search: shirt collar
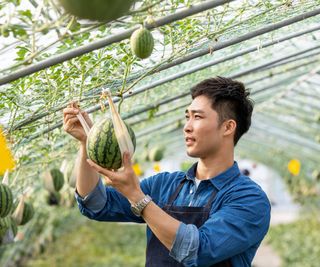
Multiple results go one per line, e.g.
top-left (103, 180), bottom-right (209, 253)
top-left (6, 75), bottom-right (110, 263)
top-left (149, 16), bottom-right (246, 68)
top-left (185, 161), bottom-right (241, 190)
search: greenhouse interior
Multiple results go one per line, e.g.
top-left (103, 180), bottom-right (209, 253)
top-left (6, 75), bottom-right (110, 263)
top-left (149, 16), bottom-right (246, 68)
top-left (0, 0), bottom-right (320, 266)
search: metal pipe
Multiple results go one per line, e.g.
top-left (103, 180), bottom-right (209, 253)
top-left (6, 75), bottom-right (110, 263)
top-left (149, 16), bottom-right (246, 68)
top-left (17, 45), bottom-right (320, 142)
top-left (230, 45), bottom-right (320, 79)
top-left (154, 8), bottom-right (320, 73)
top-left (0, 0), bottom-right (233, 85)
top-left (11, 23), bottom-right (320, 131)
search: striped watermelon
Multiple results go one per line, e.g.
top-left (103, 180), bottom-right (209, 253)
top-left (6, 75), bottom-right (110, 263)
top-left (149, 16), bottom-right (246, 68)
top-left (130, 27), bottom-right (154, 59)
top-left (0, 184), bottom-right (13, 218)
top-left (86, 118), bottom-right (136, 170)
top-left (0, 216), bottom-right (10, 238)
top-left (50, 168), bottom-right (65, 192)
top-left (20, 202), bottom-right (34, 226)
top-left (58, 0), bottom-right (134, 21)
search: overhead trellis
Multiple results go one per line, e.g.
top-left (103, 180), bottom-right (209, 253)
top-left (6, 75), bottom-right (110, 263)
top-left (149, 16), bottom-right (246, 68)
top-left (0, 0), bottom-right (320, 213)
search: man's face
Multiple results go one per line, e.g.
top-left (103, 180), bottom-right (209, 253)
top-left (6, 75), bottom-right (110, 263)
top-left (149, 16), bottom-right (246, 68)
top-left (183, 95), bottom-right (224, 158)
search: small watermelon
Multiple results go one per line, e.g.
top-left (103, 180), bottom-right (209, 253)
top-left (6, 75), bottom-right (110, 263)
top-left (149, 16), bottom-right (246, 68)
top-left (149, 146), bottom-right (165, 162)
top-left (58, 0), bottom-right (134, 22)
top-left (0, 184), bottom-right (13, 218)
top-left (130, 27), bottom-right (154, 59)
top-left (50, 168), bottom-right (65, 192)
top-left (86, 118), bottom-right (136, 170)
top-left (0, 217), bottom-right (10, 238)
top-left (20, 202), bottom-right (34, 226)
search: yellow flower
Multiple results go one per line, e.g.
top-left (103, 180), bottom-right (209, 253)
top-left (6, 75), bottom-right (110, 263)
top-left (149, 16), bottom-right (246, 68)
top-left (132, 163), bottom-right (143, 176)
top-left (0, 129), bottom-right (15, 175)
top-left (153, 163), bottom-right (161, 173)
top-left (288, 159), bottom-right (301, 176)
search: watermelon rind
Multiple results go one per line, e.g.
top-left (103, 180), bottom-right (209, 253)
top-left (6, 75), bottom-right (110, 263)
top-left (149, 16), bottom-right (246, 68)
top-left (86, 118), bottom-right (136, 170)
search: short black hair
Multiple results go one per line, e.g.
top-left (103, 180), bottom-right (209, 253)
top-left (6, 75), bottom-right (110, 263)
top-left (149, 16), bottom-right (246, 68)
top-left (190, 76), bottom-right (254, 145)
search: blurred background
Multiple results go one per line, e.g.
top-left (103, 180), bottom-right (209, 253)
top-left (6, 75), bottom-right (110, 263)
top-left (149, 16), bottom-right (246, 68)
top-left (0, 0), bottom-right (320, 266)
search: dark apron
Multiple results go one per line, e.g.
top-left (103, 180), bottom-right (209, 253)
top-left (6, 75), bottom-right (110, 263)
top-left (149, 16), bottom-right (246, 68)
top-left (146, 179), bottom-right (233, 267)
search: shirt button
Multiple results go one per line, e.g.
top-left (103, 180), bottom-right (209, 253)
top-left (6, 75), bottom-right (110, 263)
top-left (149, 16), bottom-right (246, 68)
top-left (190, 189), bottom-right (193, 194)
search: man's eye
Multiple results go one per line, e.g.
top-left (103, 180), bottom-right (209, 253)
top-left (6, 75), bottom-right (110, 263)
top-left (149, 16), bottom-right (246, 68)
top-left (195, 115), bottom-right (201, 119)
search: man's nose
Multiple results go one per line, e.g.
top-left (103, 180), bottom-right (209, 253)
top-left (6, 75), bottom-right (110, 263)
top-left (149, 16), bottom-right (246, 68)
top-left (183, 120), bottom-right (192, 133)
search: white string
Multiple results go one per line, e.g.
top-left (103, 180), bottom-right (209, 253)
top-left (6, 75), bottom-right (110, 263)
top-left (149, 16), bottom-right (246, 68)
top-left (76, 112), bottom-right (91, 136)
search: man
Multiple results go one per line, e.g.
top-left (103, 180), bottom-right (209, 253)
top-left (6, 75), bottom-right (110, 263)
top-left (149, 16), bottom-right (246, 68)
top-left (63, 76), bottom-right (271, 267)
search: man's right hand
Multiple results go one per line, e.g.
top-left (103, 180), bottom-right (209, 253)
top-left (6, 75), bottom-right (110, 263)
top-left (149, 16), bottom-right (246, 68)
top-left (63, 101), bottom-right (93, 144)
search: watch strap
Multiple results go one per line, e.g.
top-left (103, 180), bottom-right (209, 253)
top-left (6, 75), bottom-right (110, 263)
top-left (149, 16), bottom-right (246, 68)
top-left (131, 195), bottom-right (152, 216)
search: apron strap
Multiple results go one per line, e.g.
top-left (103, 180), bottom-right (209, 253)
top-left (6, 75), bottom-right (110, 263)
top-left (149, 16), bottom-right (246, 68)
top-left (167, 178), bottom-right (186, 206)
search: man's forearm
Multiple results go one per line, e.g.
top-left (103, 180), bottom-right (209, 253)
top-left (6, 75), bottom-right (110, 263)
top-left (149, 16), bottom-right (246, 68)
top-left (142, 201), bottom-right (181, 250)
top-left (76, 143), bottom-right (99, 197)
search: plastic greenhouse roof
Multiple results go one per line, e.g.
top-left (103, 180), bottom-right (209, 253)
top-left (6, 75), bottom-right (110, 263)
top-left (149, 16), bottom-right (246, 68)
top-left (0, 0), bottom-right (320, 186)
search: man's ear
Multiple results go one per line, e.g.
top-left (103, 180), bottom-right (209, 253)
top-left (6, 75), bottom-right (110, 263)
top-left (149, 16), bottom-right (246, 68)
top-left (223, 119), bottom-right (237, 137)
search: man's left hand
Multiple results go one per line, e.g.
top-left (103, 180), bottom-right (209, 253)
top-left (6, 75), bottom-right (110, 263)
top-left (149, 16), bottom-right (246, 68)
top-left (86, 152), bottom-right (145, 203)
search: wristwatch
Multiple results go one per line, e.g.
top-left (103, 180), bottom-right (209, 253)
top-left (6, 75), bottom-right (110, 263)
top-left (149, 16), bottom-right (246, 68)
top-left (130, 195), bottom-right (152, 217)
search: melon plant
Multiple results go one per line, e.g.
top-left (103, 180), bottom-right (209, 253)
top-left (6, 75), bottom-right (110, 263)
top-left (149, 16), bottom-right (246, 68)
top-left (149, 146), bottom-right (165, 162)
top-left (0, 217), bottom-right (10, 238)
top-left (0, 184), bottom-right (13, 218)
top-left (58, 0), bottom-right (134, 21)
top-left (130, 27), bottom-right (154, 59)
top-left (86, 118), bottom-right (136, 170)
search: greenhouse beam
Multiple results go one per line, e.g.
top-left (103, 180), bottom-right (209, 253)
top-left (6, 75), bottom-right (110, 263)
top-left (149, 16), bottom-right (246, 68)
top-left (20, 91), bottom-right (191, 144)
top-left (155, 8), bottom-right (320, 73)
top-left (10, 23), bottom-right (320, 132)
top-left (258, 50), bottom-right (320, 73)
top-left (0, 0), bottom-right (234, 85)
top-left (253, 122), bottom-right (320, 153)
top-left (231, 45), bottom-right (320, 79)
top-left (17, 46), bottom-right (320, 143)
top-left (129, 101), bottom-right (190, 126)
top-left (136, 116), bottom-right (184, 138)
top-left (246, 58), bottom-right (319, 86)
top-left (71, 22), bottom-right (320, 114)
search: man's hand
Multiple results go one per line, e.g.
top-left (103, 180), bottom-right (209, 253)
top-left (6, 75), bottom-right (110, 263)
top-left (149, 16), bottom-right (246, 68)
top-left (86, 152), bottom-right (144, 203)
top-left (63, 101), bottom-right (93, 144)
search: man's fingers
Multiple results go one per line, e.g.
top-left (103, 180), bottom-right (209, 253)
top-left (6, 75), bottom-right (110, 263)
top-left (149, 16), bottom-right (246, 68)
top-left (63, 107), bottom-right (79, 115)
top-left (64, 114), bottom-right (77, 122)
top-left (122, 152), bottom-right (132, 168)
top-left (64, 117), bottom-right (79, 129)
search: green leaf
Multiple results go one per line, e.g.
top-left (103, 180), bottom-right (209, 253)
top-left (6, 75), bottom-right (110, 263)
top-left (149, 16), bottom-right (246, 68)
top-left (15, 46), bottom-right (30, 61)
top-left (18, 10), bottom-right (33, 21)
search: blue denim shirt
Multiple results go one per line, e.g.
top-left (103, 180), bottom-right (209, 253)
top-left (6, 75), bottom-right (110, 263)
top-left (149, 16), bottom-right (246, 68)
top-left (75, 162), bottom-right (271, 267)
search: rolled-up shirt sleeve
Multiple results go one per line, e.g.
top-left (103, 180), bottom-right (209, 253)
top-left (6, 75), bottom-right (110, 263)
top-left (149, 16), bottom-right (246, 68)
top-left (75, 178), bottom-right (107, 213)
top-left (170, 223), bottom-right (199, 265)
top-left (169, 187), bottom-right (271, 266)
